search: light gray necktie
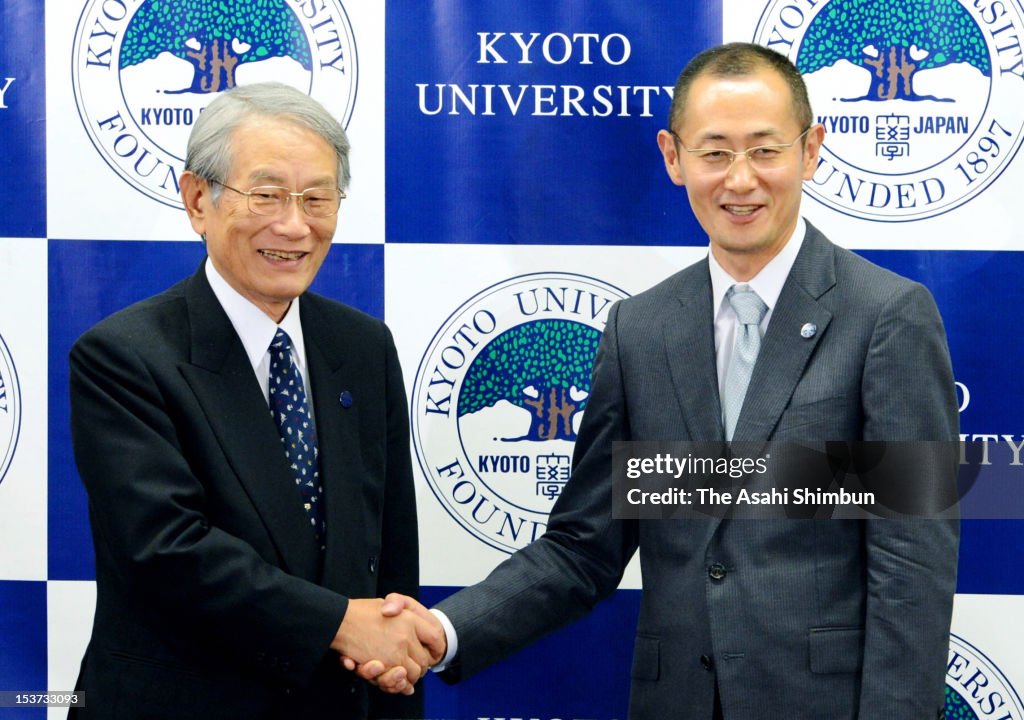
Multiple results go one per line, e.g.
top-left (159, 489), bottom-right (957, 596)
top-left (722, 286), bottom-right (767, 441)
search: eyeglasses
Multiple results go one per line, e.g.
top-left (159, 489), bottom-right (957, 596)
top-left (670, 126), bottom-right (813, 172)
top-left (210, 180), bottom-right (346, 217)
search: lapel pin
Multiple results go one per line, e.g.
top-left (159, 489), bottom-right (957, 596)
top-left (339, 390), bottom-right (353, 408)
top-left (800, 323), bottom-right (817, 339)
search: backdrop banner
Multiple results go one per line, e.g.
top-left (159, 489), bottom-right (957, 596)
top-left (1, 1), bottom-right (1020, 718)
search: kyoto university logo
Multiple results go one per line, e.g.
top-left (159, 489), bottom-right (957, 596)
top-left (0, 332), bottom-right (21, 486)
top-left (946, 633), bottom-right (1024, 718)
top-left (72, 0), bottom-right (358, 208)
top-left (754, 0), bottom-right (1024, 221)
top-left (411, 273), bottom-right (629, 553)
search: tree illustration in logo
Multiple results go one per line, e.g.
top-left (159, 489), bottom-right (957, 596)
top-left (458, 320), bottom-right (601, 442)
top-left (797, 0), bottom-right (990, 101)
top-left (945, 685), bottom-right (981, 720)
top-left (120, 0), bottom-right (312, 94)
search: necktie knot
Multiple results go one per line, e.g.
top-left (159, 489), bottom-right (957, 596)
top-left (271, 328), bottom-right (293, 354)
top-left (727, 286), bottom-right (767, 327)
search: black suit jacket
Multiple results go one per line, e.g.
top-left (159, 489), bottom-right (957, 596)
top-left (69, 263), bottom-right (421, 719)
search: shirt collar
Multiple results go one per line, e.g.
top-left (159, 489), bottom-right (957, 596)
top-left (709, 217), bottom-right (806, 320)
top-left (204, 258), bottom-right (307, 373)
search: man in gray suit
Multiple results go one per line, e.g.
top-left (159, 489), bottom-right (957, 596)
top-left (358, 43), bottom-right (959, 719)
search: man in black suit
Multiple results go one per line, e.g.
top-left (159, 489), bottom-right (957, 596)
top-left (69, 82), bottom-right (440, 719)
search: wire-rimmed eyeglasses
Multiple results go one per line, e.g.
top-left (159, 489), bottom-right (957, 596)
top-left (211, 180), bottom-right (346, 217)
top-left (669, 126), bottom-right (813, 172)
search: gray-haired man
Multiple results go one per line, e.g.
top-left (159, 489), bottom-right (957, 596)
top-left (69, 82), bottom-right (441, 719)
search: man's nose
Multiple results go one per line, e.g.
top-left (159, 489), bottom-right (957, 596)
top-left (273, 196), bottom-right (310, 236)
top-left (723, 153), bottom-right (758, 191)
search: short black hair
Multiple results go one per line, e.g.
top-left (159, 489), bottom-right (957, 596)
top-left (667, 42), bottom-right (813, 133)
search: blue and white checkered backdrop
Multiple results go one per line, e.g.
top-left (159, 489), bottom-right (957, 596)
top-left (2, 1), bottom-right (1023, 717)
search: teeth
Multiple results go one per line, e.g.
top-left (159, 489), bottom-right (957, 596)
top-left (260, 249), bottom-right (305, 260)
top-left (724, 205), bottom-right (757, 216)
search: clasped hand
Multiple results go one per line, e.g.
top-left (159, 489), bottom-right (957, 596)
top-left (333, 595), bottom-right (446, 695)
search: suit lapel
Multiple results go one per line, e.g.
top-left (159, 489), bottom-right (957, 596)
top-left (660, 263), bottom-right (730, 543)
top-left (733, 224), bottom-right (836, 441)
top-left (663, 262), bottom-right (724, 441)
top-left (178, 266), bottom-right (322, 581)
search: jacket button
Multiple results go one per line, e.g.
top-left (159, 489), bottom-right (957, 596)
top-left (700, 654), bottom-right (714, 671)
top-left (708, 562), bottom-right (727, 580)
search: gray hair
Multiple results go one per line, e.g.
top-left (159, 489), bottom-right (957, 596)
top-left (184, 82), bottom-right (351, 200)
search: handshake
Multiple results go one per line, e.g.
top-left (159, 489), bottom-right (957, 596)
top-left (330, 593), bottom-right (446, 696)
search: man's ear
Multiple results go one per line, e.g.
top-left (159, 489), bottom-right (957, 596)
top-left (656, 130), bottom-right (686, 187)
top-left (180, 171), bottom-right (210, 237)
top-left (801, 123), bottom-right (825, 181)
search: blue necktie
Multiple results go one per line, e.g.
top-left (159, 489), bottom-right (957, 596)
top-left (722, 286), bottom-right (768, 441)
top-left (268, 329), bottom-right (324, 549)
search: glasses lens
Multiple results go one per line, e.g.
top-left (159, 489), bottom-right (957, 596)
top-left (746, 147), bottom-right (787, 169)
top-left (301, 189), bottom-right (341, 217)
top-left (698, 151), bottom-right (734, 169)
top-left (248, 187), bottom-right (287, 216)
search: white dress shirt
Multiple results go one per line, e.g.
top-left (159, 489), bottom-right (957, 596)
top-left (204, 259), bottom-right (311, 405)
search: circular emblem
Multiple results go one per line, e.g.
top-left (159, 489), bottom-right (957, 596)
top-left (0, 333), bottom-right (22, 486)
top-left (71, 0), bottom-right (359, 208)
top-left (753, 0), bottom-right (1024, 221)
top-left (411, 272), bottom-right (629, 554)
top-left (946, 633), bottom-right (1024, 718)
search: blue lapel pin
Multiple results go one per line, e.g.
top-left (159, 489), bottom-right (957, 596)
top-left (339, 390), bottom-right (353, 408)
top-left (800, 323), bottom-right (817, 339)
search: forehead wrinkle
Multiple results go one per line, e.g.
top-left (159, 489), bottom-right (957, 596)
top-left (247, 169), bottom-right (287, 185)
top-left (303, 175), bottom-right (339, 188)
top-left (245, 170), bottom-right (337, 188)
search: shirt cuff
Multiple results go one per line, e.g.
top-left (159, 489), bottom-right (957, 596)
top-left (429, 608), bottom-right (458, 672)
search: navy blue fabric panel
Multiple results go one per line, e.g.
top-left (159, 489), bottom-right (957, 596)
top-left (421, 585), bottom-right (638, 719)
top-left (308, 243), bottom-right (385, 321)
top-left (0, 581), bottom-right (47, 718)
top-left (0, 2), bottom-right (45, 238)
top-left (957, 520), bottom-right (1024, 595)
top-left (386, 1), bottom-right (721, 246)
